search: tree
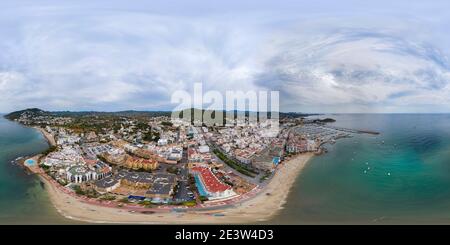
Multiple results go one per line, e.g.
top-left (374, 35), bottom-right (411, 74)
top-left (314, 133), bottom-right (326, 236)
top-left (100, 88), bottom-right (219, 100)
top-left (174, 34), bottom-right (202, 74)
top-left (161, 121), bottom-right (173, 127)
top-left (73, 185), bottom-right (85, 195)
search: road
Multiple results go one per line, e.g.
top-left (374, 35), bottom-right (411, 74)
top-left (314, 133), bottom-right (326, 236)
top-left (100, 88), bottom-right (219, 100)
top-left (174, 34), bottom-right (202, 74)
top-left (207, 140), bottom-right (263, 185)
top-left (172, 148), bottom-right (194, 203)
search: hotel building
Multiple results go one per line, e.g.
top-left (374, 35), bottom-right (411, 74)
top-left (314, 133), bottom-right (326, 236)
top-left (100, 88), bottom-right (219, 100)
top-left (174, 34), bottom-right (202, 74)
top-left (190, 167), bottom-right (236, 200)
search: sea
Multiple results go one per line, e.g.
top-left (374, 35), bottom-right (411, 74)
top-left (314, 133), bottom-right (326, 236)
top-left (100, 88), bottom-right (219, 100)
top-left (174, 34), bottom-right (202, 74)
top-left (0, 115), bottom-right (78, 224)
top-left (3, 114), bottom-right (450, 224)
top-left (270, 114), bottom-right (450, 224)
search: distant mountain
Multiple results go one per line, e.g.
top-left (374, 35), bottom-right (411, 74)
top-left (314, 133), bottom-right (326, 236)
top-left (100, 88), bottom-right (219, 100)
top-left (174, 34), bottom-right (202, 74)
top-left (4, 108), bottom-right (173, 119)
top-left (176, 108), bottom-right (314, 119)
top-left (4, 108), bottom-right (50, 120)
top-left (49, 110), bottom-right (172, 118)
top-left (4, 108), bottom-right (315, 121)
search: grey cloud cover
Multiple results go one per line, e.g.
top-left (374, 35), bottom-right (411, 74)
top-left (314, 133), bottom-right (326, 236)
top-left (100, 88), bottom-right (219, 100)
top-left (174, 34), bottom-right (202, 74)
top-left (1, 0), bottom-right (450, 113)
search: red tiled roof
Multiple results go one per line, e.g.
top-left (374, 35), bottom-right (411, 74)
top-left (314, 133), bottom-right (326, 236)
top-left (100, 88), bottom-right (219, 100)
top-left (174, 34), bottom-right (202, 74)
top-left (83, 157), bottom-right (97, 166)
top-left (192, 167), bottom-right (231, 193)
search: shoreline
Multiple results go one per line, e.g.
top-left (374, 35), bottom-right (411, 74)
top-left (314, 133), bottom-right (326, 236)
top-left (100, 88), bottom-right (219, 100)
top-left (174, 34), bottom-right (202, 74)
top-left (26, 124), bottom-right (314, 224)
top-left (39, 153), bottom-right (314, 224)
top-left (33, 126), bottom-right (56, 147)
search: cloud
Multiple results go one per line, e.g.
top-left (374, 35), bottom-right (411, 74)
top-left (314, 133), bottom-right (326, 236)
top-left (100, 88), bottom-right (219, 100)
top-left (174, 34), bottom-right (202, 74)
top-left (0, 7), bottom-right (268, 112)
top-left (256, 28), bottom-right (450, 113)
top-left (0, 71), bottom-right (27, 94)
top-left (1, 1), bottom-right (450, 113)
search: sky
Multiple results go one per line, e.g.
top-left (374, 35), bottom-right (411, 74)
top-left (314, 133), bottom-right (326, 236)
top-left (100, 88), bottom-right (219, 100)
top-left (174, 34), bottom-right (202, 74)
top-left (1, 0), bottom-right (450, 113)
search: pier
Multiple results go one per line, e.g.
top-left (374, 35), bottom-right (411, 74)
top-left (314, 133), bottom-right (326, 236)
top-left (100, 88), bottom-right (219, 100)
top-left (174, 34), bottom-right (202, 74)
top-left (323, 125), bottom-right (380, 135)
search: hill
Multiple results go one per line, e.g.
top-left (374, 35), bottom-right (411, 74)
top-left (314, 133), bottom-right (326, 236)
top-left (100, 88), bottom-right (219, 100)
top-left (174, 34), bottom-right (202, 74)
top-left (4, 108), bottom-right (50, 120)
top-left (4, 108), bottom-right (316, 122)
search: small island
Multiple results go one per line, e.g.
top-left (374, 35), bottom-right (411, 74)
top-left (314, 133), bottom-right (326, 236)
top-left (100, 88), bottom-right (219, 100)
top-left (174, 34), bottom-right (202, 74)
top-left (312, 118), bottom-right (336, 123)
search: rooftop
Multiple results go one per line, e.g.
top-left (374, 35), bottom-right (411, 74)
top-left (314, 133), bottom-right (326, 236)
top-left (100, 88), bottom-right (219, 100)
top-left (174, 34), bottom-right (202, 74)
top-left (191, 167), bottom-right (231, 193)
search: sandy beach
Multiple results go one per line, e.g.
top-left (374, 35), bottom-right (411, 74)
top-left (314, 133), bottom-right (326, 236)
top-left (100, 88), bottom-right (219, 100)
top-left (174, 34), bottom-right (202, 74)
top-left (39, 153), bottom-right (314, 224)
top-left (33, 127), bottom-right (56, 146)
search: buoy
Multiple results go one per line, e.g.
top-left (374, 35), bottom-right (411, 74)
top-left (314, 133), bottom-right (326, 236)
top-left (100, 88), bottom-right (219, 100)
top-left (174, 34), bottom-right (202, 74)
top-left (387, 172), bottom-right (391, 176)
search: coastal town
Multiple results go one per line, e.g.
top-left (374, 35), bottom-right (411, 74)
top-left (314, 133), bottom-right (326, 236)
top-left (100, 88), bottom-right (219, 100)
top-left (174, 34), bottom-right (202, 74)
top-left (5, 108), bottom-right (364, 222)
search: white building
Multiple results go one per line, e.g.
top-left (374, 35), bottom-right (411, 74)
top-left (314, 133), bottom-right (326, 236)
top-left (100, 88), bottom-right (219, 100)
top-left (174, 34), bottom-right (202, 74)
top-left (198, 145), bottom-right (210, 153)
top-left (158, 138), bottom-right (168, 146)
top-left (66, 162), bottom-right (112, 183)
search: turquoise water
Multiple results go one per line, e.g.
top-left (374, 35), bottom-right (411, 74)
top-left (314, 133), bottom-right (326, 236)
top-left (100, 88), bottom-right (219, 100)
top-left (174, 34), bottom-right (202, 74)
top-left (270, 114), bottom-right (450, 224)
top-left (0, 116), bottom-right (76, 224)
top-left (194, 174), bottom-right (208, 197)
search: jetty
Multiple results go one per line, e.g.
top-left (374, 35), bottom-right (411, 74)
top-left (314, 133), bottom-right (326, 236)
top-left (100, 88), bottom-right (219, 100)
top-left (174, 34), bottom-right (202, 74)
top-left (324, 125), bottom-right (380, 135)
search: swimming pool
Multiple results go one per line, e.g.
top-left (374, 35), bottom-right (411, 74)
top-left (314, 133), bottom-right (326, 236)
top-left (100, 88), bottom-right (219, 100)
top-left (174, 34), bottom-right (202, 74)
top-left (272, 157), bottom-right (280, 166)
top-left (194, 174), bottom-right (208, 197)
top-left (25, 159), bottom-right (36, 166)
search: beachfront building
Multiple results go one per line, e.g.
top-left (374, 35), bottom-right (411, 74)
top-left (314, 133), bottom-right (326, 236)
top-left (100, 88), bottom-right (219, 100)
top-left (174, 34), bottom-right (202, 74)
top-left (286, 136), bottom-right (318, 154)
top-left (43, 145), bottom-right (84, 167)
top-left (145, 173), bottom-right (177, 202)
top-left (121, 171), bottom-right (154, 189)
top-left (190, 167), bottom-right (236, 200)
top-left (94, 176), bottom-right (121, 193)
top-left (95, 171), bottom-right (177, 201)
top-left (93, 170), bottom-right (131, 193)
top-left (66, 165), bottom-right (94, 183)
top-left (66, 162), bottom-right (112, 183)
top-left (306, 139), bottom-right (317, 151)
top-left (286, 136), bottom-right (308, 154)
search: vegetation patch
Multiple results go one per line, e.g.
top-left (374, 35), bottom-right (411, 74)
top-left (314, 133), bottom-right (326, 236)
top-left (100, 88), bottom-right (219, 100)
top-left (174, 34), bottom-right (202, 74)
top-left (213, 149), bottom-right (257, 177)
